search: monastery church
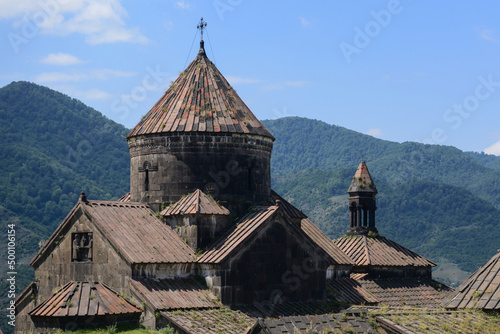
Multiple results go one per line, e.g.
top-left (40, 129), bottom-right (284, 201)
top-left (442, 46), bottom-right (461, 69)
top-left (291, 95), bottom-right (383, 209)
top-left (16, 20), bottom-right (498, 334)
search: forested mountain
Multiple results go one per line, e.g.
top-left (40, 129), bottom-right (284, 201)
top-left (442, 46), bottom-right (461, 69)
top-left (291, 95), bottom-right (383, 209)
top-left (0, 81), bottom-right (130, 331)
top-left (0, 81), bottom-right (130, 229)
top-left (263, 117), bottom-right (500, 210)
top-left (1, 83), bottom-right (499, 331)
top-left (264, 117), bottom-right (500, 283)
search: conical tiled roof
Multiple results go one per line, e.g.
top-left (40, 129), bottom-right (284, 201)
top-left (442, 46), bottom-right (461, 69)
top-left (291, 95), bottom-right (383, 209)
top-left (348, 161), bottom-right (377, 193)
top-left (127, 41), bottom-right (274, 139)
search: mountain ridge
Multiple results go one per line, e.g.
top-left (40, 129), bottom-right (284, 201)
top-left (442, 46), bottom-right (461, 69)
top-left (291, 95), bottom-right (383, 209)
top-left (1, 83), bottom-right (498, 332)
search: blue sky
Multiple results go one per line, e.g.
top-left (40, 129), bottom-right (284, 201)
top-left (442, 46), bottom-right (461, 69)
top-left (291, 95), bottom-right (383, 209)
top-left (1, 0), bottom-right (500, 155)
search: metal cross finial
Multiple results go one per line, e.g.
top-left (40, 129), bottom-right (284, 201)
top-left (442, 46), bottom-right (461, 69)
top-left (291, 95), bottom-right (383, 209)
top-left (197, 17), bottom-right (207, 41)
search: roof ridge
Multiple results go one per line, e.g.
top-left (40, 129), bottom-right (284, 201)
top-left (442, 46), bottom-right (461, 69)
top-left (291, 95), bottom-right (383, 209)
top-left (88, 200), bottom-right (148, 207)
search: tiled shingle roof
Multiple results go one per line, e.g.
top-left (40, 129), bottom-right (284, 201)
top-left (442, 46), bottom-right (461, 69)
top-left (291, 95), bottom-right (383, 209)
top-left (161, 308), bottom-right (255, 334)
top-left (197, 205), bottom-right (278, 264)
top-left (445, 250), bottom-right (500, 310)
top-left (336, 235), bottom-right (436, 267)
top-left (83, 200), bottom-right (195, 264)
top-left (130, 277), bottom-right (219, 311)
top-left (249, 311), bottom-right (376, 334)
top-left (301, 218), bottom-right (354, 266)
top-left (161, 189), bottom-right (230, 216)
top-left (328, 278), bottom-right (452, 308)
top-left (327, 278), bottom-right (378, 305)
top-left (29, 281), bottom-right (142, 318)
top-left (127, 42), bottom-right (273, 140)
top-left (31, 199), bottom-right (195, 267)
top-left (117, 192), bottom-right (130, 202)
top-left (197, 203), bottom-right (352, 265)
top-left (270, 190), bottom-right (307, 220)
top-left (370, 309), bottom-right (500, 334)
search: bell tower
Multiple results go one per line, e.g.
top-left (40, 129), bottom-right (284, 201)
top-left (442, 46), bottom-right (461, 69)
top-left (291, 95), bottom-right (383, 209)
top-left (347, 161), bottom-right (378, 236)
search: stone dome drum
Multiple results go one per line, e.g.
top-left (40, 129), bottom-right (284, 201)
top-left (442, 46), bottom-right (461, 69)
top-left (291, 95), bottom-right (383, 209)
top-left (127, 41), bottom-right (274, 212)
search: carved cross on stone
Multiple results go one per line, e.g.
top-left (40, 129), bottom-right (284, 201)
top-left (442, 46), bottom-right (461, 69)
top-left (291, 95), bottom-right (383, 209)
top-left (138, 161), bottom-right (158, 191)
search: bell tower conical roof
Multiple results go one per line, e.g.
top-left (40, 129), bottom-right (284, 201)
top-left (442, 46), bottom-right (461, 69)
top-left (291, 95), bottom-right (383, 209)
top-left (348, 161), bottom-right (377, 194)
top-left (127, 41), bottom-right (274, 140)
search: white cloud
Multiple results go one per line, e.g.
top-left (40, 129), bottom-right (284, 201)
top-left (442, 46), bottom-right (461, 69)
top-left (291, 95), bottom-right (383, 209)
top-left (484, 140), bottom-right (500, 156)
top-left (225, 76), bottom-right (262, 85)
top-left (478, 26), bottom-right (499, 43)
top-left (261, 81), bottom-right (312, 91)
top-left (41, 53), bottom-right (83, 66)
top-left (285, 81), bottom-right (311, 88)
top-left (261, 83), bottom-right (285, 91)
top-left (0, 1), bottom-right (44, 19)
top-left (365, 128), bottom-right (383, 137)
top-left (1, 0), bottom-right (148, 45)
top-left (35, 68), bottom-right (136, 82)
top-left (175, 0), bottom-right (191, 10)
top-left (299, 17), bottom-right (311, 28)
top-left (163, 20), bottom-right (174, 31)
top-left (77, 88), bottom-right (111, 100)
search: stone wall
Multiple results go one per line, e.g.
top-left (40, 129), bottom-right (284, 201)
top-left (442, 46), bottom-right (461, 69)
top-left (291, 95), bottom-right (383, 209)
top-left (33, 209), bottom-right (132, 301)
top-left (206, 215), bottom-right (330, 305)
top-left (165, 214), bottom-right (231, 251)
top-left (128, 133), bottom-right (273, 214)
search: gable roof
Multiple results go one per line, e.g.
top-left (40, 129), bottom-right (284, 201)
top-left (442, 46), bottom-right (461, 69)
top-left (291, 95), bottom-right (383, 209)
top-left (161, 189), bottom-right (230, 216)
top-left (84, 200), bottom-right (195, 264)
top-left (336, 235), bottom-right (436, 267)
top-left (270, 190), bottom-right (307, 220)
top-left (445, 250), bottom-right (500, 310)
top-left (301, 218), bottom-right (354, 266)
top-left (29, 281), bottom-right (142, 318)
top-left (117, 192), bottom-right (131, 202)
top-left (31, 198), bottom-right (195, 268)
top-left (197, 203), bottom-right (351, 265)
top-left (127, 42), bottom-right (274, 140)
top-left (197, 205), bottom-right (278, 264)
